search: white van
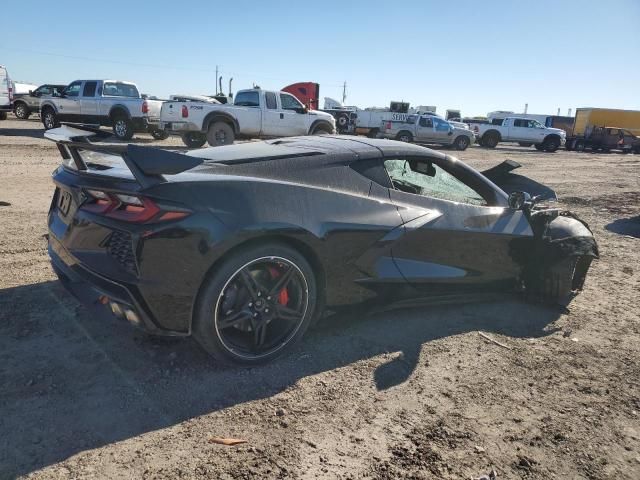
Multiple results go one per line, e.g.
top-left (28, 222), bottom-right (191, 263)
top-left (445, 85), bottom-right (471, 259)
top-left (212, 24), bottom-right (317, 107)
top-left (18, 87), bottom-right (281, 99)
top-left (0, 65), bottom-right (13, 120)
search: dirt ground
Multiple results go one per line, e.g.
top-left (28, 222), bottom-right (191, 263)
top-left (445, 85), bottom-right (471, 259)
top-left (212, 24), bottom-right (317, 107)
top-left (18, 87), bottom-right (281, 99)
top-left (1, 116), bottom-right (639, 480)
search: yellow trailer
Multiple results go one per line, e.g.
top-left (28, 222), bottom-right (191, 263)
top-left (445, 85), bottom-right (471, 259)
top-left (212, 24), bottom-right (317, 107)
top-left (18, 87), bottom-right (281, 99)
top-left (572, 108), bottom-right (640, 136)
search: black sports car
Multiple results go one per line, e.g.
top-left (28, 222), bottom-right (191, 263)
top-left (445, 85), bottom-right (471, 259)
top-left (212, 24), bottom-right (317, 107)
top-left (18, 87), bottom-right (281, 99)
top-left (46, 126), bottom-right (598, 364)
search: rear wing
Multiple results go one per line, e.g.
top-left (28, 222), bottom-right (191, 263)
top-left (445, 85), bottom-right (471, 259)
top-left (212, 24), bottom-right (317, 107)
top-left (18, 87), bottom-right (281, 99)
top-left (44, 124), bottom-right (203, 188)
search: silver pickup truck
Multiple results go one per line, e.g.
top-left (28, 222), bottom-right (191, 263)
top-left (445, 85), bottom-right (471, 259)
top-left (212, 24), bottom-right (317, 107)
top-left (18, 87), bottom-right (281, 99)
top-left (380, 114), bottom-right (475, 150)
top-left (40, 80), bottom-right (166, 140)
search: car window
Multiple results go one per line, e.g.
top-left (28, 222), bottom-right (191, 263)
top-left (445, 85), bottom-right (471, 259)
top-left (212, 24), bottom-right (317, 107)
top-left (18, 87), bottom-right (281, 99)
top-left (234, 91), bottom-right (260, 107)
top-left (279, 93), bottom-right (303, 110)
top-left (102, 82), bottom-right (139, 97)
top-left (36, 86), bottom-right (51, 95)
top-left (384, 159), bottom-right (487, 206)
top-left (82, 81), bottom-right (97, 97)
top-left (419, 116), bottom-right (433, 128)
top-left (265, 91), bottom-right (277, 110)
top-left (433, 118), bottom-right (450, 132)
top-left (529, 120), bottom-right (543, 128)
top-left (64, 82), bottom-right (82, 97)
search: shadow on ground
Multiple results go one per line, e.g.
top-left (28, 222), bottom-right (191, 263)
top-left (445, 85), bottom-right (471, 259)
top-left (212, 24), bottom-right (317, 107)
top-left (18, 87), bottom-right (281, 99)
top-left (0, 128), bottom-right (45, 139)
top-left (606, 216), bottom-right (640, 238)
top-left (0, 280), bottom-right (563, 477)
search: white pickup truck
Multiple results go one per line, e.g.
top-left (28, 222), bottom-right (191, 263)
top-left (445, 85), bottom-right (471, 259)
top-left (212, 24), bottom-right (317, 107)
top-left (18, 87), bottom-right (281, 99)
top-left (476, 117), bottom-right (566, 152)
top-left (40, 80), bottom-right (165, 140)
top-left (159, 88), bottom-right (336, 147)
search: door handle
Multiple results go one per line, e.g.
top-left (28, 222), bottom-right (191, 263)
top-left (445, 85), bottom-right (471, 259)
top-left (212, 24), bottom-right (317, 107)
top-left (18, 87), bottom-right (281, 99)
top-left (280, 113), bottom-right (284, 119)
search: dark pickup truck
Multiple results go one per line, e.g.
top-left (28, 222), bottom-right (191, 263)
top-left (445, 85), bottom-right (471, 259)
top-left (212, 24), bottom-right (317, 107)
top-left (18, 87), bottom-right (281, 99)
top-left (12, 84), bottom-right (66, 119)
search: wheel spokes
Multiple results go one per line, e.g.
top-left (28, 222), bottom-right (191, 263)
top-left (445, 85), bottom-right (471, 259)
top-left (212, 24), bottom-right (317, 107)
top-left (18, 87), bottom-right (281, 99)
top-left (268, 266), bottom-right (295, 297)
top-left (218, 309), bottom-right (252, 329)
top-left (253, 320), bottom-right (268, 348)
top-left (275, 304), bottom-right (303, 323)
top-left (238, 268), bottom-right (264, 300)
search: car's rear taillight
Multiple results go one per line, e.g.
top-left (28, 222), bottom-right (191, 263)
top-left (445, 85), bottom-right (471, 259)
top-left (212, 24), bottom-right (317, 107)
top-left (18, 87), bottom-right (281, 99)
top-left (181, 105), bottom-right (188, 118)
top-left (8, 85), bottom-right (13, 102)
top-left (81, 190), bottom-right (190, 223)
top-left (142, 101), bottom-right (149, 114)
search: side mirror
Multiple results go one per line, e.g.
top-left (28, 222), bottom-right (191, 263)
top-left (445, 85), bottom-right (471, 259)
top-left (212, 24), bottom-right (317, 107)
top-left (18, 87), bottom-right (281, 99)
top-left (295, 106), bottom-right (308, 114)
top-left (29, 90), bottom-right (35, 96)
top-left (508, 191), bottom-right (531, 210)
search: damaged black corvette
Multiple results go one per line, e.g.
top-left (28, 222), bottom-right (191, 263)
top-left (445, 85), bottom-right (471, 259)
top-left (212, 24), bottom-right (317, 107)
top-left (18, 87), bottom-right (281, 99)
top-left (46, 126), bottom-right (598, 364)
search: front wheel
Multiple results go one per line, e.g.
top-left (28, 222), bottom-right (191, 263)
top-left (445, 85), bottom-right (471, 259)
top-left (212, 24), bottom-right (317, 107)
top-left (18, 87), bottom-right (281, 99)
top-left (112, 116), bottom-right (134, 140)
top-left (150, 128), bottom-right (169, 140)
top-left (193, 243), bottom-right (318, 365)
top-left (542, 136), bottom-right (560, 152)
top-left (14, 102), bottom-right (30, 119)
top-left (453, 135), bottom-right (470, 151)
top-left (534, 143), bottom-right (544, 151)
top-left (207, 121), bottom-right (235, 146)
top-left (181, 132), bottom-right (207, 148)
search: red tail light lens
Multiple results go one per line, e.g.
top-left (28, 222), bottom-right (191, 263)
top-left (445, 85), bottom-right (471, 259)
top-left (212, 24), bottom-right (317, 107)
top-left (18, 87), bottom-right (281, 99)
top-left (142, 101), bottom-right (149, 114)
top-left (81, 190), bottom-right (190, 223)
top-left (181, 105), bottom-right (188, 118)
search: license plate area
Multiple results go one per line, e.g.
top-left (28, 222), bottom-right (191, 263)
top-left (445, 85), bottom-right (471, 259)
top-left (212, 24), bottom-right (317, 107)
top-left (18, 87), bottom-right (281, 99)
top-left (58, 190), bottom-right (72, 216)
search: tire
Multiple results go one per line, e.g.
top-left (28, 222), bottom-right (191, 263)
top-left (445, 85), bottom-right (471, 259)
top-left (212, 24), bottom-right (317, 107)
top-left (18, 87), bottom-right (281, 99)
top-left (193, 243), bottom-right (318, 365)
top-left (41, 108), bottom-right (59, 130)
top-left (542, 136), bottom-right (560, 152)
top-left (534, 143), bottom-right (544, 151)
top-left (207, 121), bottom-right (235, 146)
top-left (150, 128), bottom-right (170, 140)
top-left (518, 142), bottom-right (533, 147)
top-left (14, 102), bottom-right (30, 119)
top-left (482, 132), bottom-right (499, 148)
top-left (574, 139), bottom-right (585, 152)
top-left (396, 131), bottom-right (413, 143)
top-left (453, 135), bottom-right (470, 151)
top-left (311, 123), bottom-right (333, 135)
top-left (181, 132), bottom-right (207, 148)
top-left (336, 114), bottom-right (349, 130)
top-left (112, 115), bottom-right (134, 140)
top-left (367, 128), bottom-right (379, 139)
top-left (538, 257), bottom-right (578, 304)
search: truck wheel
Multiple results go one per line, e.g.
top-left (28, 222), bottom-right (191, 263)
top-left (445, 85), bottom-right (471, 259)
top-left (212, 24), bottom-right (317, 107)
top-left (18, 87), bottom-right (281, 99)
top-left (574, 139), bottom-right (585, 152)
top-left (181, 132), bottom-right (207, 148)
top-left (150, 128), bottom-right (170, 140)
top-left (41, 108), bottom-right (59, 130)
top-left (207, 121), bottom-right (235, 146)
top-left (534, 143), bottom-right (544, 151)
top-left (542, 136), bottom-right (560, 152)
top-left (396, 131), bottom-right (413, 143)
top-left (482, 133), bottom-right (499, 148)
top-left (336, 114), bottom-right (349, 130)
top-left (367, 128), bottom-right (379, 138)
top-left (518, 142), bottom-right (533, 147)
top-left (14, 102), bottom-right (30, 120)
top-left (112, 116), bottom-right (134, 140)
top-left (453, 135), bottom-right (470, 151)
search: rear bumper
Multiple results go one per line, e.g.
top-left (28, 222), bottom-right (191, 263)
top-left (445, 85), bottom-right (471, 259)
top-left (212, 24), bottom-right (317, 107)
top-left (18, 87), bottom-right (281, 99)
top-left (49, 234), bottom-right (189, 336)
top-left (159, 121), bottom-right (201, 132)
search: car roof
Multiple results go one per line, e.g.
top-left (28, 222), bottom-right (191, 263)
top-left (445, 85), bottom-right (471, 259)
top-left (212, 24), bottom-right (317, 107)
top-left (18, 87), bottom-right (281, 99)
top-left (185, 135), bottom-right (444, 166)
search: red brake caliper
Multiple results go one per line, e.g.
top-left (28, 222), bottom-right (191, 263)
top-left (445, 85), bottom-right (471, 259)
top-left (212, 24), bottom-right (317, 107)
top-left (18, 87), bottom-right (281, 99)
top-left (268, 266), bottom-right (289, 306)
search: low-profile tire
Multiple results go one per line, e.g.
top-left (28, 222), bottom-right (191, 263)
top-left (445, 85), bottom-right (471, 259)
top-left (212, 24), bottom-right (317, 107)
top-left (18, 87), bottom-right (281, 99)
top-left (181, 132), bottom-right (207, 148)
top-left (538, 257), bottom-right (578, 304)
top-left (14, 102), bottom-right (30, 119)
top-left (482, 132), bottom-right (499, 148)
top-left (193, 243), bottom-right (318, 365)
top-left (534, 143), bottom-right (544, 151)
top-left (574, 139), bottom-right (585, 152)
top-left (112, 115), bottom-right (134, 140)
top-left (453, 135), bottom-right (470, 151)
top-left (41, 108), bottom-right (59, 130)
top-left (150, 128), bottom-right (170, 140)
top-left (207, 121), bottom-right (235, 146)
top-left (542, 135), bottom-right (561, 152)
top-left (396, 131), bottom-right (413, 143)
top-left (518, 142), bottom-right (533, 147)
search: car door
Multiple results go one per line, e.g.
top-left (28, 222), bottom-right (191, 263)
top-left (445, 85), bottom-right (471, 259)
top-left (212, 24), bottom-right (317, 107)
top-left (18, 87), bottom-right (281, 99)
top-left (261, 91), bottom-right (282, 136)
top-left (79, 81), bottom-right (98, 122)
top-left (415, 115), bottom-right (435, 142)
top-left (509, 118), bottom-right (530, 141)
top-left (56, 81), bottom-right (82, 120)
top-left (274, 92), bottom-right (309, 136)
top-left (431, 117), bottom-right (454, 145)
top-left (383, 157), bottom-right (533, 294)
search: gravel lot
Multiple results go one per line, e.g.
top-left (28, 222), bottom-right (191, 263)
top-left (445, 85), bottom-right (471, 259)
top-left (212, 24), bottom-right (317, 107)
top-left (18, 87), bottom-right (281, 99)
top-left (1, 116), bottom-right (639, 479)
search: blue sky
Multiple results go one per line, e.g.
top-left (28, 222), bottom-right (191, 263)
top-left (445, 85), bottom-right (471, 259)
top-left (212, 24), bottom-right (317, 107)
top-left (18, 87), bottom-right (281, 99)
top-left (1, 0), bottom-right (639, 117)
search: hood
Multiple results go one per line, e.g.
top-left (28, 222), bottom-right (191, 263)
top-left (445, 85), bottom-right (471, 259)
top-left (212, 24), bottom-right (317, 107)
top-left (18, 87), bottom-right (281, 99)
top-left (310, 109), bottom-right (336, 123)
top-left (547, 127), bottom-right (566, 136)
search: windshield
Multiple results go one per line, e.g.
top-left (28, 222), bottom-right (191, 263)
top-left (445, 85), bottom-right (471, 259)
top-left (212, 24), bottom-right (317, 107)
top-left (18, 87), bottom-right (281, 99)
top-left (102, 82), bottom-right (139, 98)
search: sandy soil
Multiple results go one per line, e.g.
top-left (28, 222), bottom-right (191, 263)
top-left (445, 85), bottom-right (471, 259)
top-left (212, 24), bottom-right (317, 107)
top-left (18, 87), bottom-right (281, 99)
top-left (0, 117), bottom-right (639, 480)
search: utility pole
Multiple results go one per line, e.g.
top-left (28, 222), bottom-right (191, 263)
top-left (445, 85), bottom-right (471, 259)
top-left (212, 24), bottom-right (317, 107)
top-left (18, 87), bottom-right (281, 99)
top-left (342, 81), bottom-right (347, 105)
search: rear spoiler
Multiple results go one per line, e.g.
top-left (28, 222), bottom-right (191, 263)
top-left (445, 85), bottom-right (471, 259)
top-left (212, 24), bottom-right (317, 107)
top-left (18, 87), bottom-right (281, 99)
top-left (480, 159), bottom-right (521, 183)
top-left (44, 124), bottom-right (203, 188)
top-left (481, 159), bottom-right (557, 201)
